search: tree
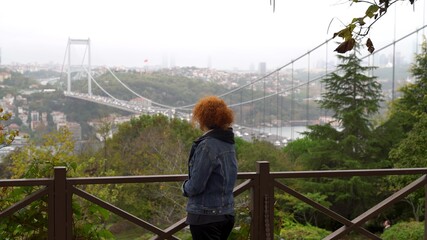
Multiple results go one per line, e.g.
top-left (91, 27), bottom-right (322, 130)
top-left (236, 138), bottom-right (291, 171)
top-left (0, 107), bottom-right (19, 148)
top-left (315, 48), bottom-right (382, 160)
top-left (385, 39), bottom-right (427, 221)
top-left (388, 114), bottom-right (427, 221)
top-left (282, 48), bottom-right (384, 228)
top-left (101, 114), bottom-right (200, 228)
top-left (0, 128), bottom-right (114, 239)
top-left (392, 38), bottom-right (427, 117)
top-left (96, 116), bottom-right (114, 172)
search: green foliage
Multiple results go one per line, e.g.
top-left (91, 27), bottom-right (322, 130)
top-left (8, 127), bottom-right (77, 178)
top-left (229, 194), bottom-right (252, 240)
top-left (278, 214), bottom-right (331, 240)
top-left (299, 126), bottom-right (347, 170)
top-left (387, 39), bottom-right (427, 168)
top-left (101, 115), bottom-right (200, 228)
top-left (393, 38), bottom-right (427, 117)
top-left (320, 51), bottom-right (382, 137)
top-left (381, 221), bottom-right (424, 240)
top-left (3, 71), bottom-right (38, 89)
top-left (0, 128), bottom-right (114, 239)
top-left (236, 138), bottom-right (291, 171)
top-left (106, 114), bottom-right (199, 175)
top-left (383, 39), bottom-right (427, 221)
top-left (305, 49), bottom-right (383, 169)
top-left (23, 69), bottom-right (61, 79)
top-left (0, 188), bottom-right (48, 240)
top-left (280, 50), bottom-right (386, 230)
top-left (386, 114), bottom-right (427, 221)
top-left (389, 114), bottom-right (427, 168)
top-left (368, 111), bottom-right (416, 167)
top-left (275, 192), bottom-right (332, 227)
top-left (283, 136), bottom-right (318, 169)
top-left (0, 107), bottom-right (19, 147)
top-left (72, 199), bottom-right (115, 240)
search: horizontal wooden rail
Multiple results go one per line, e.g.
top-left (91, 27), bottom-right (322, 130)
top-left (0, 178), bottom-right (52, 187)
top-left (1, 163), bottom-right (427, 239)
top-left (271, 168), bottom-right (427, 178)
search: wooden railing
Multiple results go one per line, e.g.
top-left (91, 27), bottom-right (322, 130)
top-left (1, 161), bottom-right (427, 239)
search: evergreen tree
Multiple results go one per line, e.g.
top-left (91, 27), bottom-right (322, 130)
top-left (284, 49), bottom-right (384, 227)
top-left (308, 48), bottom-right (383, 165)
top-left (319, 49), bottom-right (382, 143)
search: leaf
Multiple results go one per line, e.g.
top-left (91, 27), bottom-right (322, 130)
top-left (379, 0), bottom-right (390, 7)
top-left (334, 38), bottom-right (356, 53)
top-left (351, 17), bottom-right (365, 26)
top-left (366, 38), bottom-right (375, 53)
top-left (333, 24), bottom-right (355, 41)
top-left (365, 5), bottom-right (380, 18)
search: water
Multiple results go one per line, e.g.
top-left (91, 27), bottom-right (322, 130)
top-left (234, 125), bottom-right (309, 145)
top-left (261, 126), bottom-right (309, 140)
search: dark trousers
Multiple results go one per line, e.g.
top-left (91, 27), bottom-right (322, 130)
top-left (189, 216), bottom-right (235, 240)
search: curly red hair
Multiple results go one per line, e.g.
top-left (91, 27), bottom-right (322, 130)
top-left (192, 96), bottom-right (234, 130)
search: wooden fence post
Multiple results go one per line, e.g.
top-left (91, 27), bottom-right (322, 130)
top-left (252, 161), bottom-right (274, 240)
top-left (425, 184), bottom-right (427, 239)
top-left (54, 167), bottom-right (67, 240)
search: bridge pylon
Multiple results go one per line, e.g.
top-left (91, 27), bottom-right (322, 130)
top-left (67, 38), bottom-right (92, 96)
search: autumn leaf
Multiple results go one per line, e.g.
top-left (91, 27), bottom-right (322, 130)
top-left (366, 38), bottom-right (375, 53)
top-left (334, 38), bottom-right (356, 53)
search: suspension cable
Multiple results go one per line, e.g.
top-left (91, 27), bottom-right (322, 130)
top-left (83, 67), bottom-right (119, 100)
top-left (105, 67), bottom-right (189, 111)
top-left (59, 41), bottom-right (69, 90)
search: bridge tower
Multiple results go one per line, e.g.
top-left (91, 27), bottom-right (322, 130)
top-left (67, 38), bottom-right (92, 96)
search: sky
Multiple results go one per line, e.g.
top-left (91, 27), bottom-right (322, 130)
top-left (1, 0), bottom-right (426, 70)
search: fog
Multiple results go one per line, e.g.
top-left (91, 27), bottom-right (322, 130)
top-left (1, 0), bottom-right (425, 70)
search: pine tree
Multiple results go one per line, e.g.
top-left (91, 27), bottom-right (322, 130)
top-left (291, 50), bottom-right (384, 224)
top-left (320, 50), bottom-right (382, 139)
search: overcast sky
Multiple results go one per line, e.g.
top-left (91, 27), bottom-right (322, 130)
top-left (1, 0), bottom-right (426, 70)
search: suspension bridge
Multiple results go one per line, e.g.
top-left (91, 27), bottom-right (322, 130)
top-left (62, 24), bottom-right (427, 145)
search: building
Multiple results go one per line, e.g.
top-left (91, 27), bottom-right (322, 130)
top-left (51, 111), bottom-right (67, 125)
top-left (30, 111), bottom-right (48, 130)
top-left (2, 94), bottom-right (14, 105)
top-left (30, 111), bottom-right (40, 130)
top-left (0, 72), bottom-right (11, 82)
top-left (57, 122), bottom-right (82, 141)
top-left (259, 62), bottom-right (266, 75)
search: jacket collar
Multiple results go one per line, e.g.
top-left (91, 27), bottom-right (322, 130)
top-left (195, 128), bottom-right (235, 145)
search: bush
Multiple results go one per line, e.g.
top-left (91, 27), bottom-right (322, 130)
top-left (279, 224), bottom-right (331, 239)
top-left (278, 216), bottom-right (331, 240)
top-left (381, 221), bottom-right (424, 240)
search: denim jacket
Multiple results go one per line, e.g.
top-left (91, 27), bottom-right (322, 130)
top-left (183, 128), bottom-right (238, 216)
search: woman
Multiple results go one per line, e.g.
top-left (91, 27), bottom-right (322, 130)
top-left (182, 96), bottom-right (238, 240)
